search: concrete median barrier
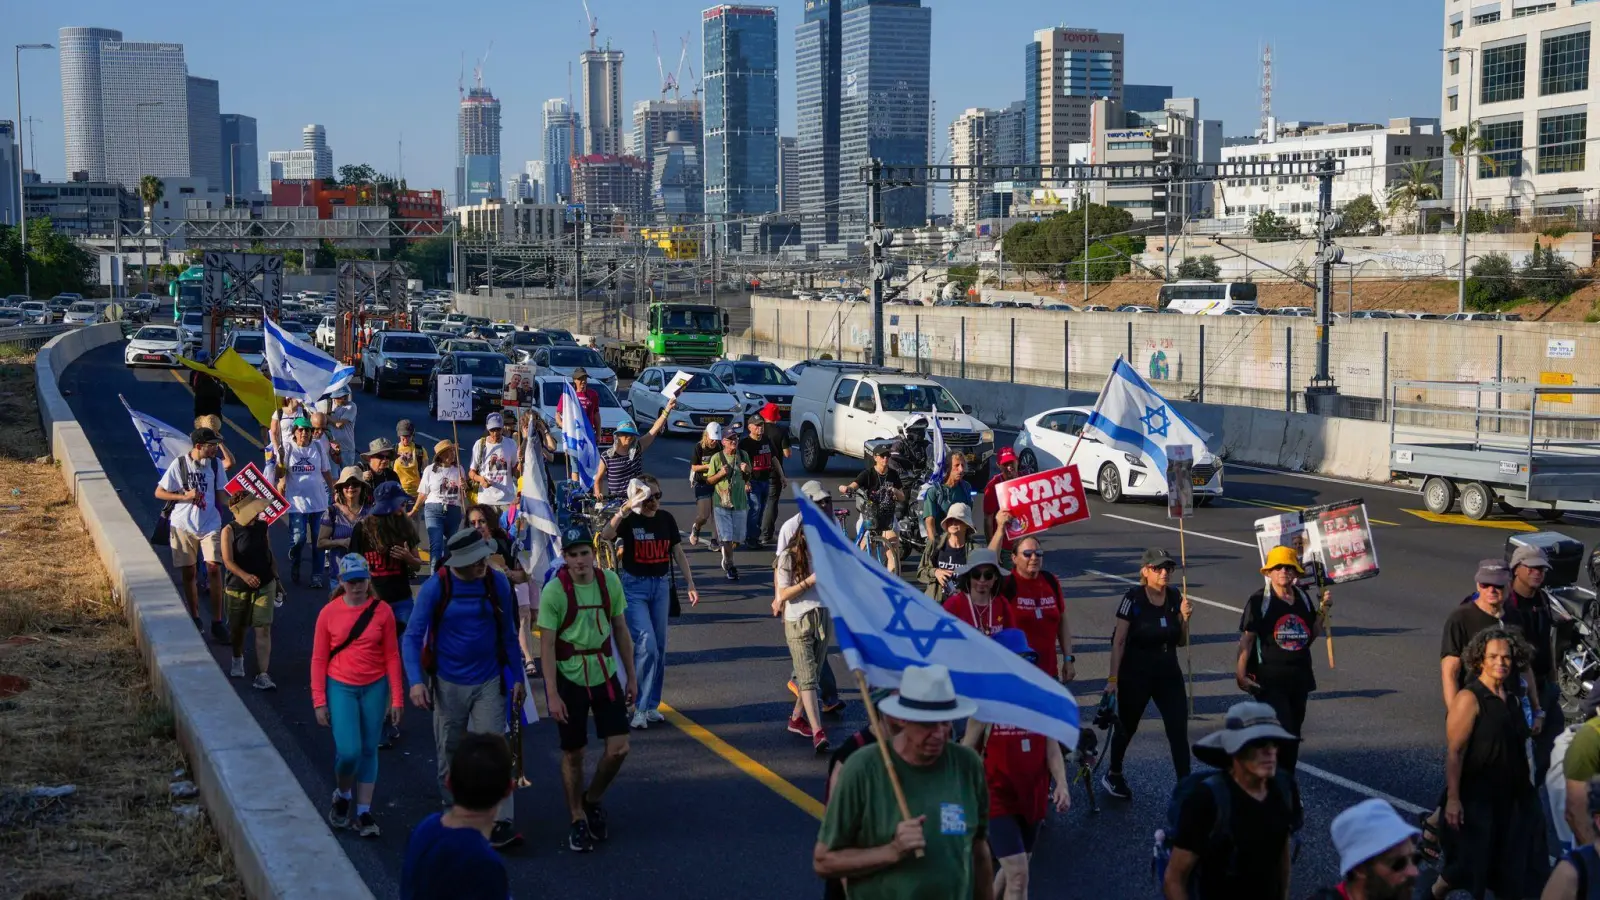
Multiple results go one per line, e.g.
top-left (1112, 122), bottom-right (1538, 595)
top-left (36, 323), bottom-right (373, 900)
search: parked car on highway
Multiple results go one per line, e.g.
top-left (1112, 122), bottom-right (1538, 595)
top-left (1013, 405), bottom-right (1223, 504)
top-left (63, 301), bottom-right (104, 326)
top-left (1081, 304), bottom-right (1112, 312)
top-left (314, 315), bottom-right (337, 350)
top-left (425, 350), bottom-right (512, 421)
top-left (503, 328), bottom-right (569, 361)
top-left (440, 337), bottom-right (495, 354)
top-left (2, 294), bottom-right (29, 307)
top-left (1270, 306), bottom-right (1314, 317)
top-left (628, 366), bottom-right (742, 435)
top-left (532, 374), bottom-right (628, 453)
top-left (0, 308), bottom-right (26, 328)
top-left (123, 324), bottom-right (187, 367)
top-left (1115, 305), bottom-right (1156, 313)
top-left (529, 345), bottom-right (618, 393)
top-left (224, 329), bottom-right (266, 369)
top-left (1443, 312), bottom-right (1498, 321)
top-left (18, 301), bottom-right (49, 324)
top-left (277, 318), bottom-right (314, 341)
top-left (361, 330), bottom-right (440, 398)
top-left (710, 359), bottom-right (797, 420)
top-left (1041, 303), bottom-right (1077, 311)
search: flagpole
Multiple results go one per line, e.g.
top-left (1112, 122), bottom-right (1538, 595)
top-left (1179, 516), bottom-right (1193, 717)
top-left (851, 669), bottom-right (923, 860)
top-left (1063, 361), bottom-right (1122, 469)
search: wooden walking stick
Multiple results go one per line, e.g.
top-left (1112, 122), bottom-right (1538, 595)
top-left (852, 669), bottom-right (923, 859)
top-left (1179, 517), bottom-right (1194, 717)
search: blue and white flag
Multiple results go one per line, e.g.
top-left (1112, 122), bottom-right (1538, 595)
top-left (120, 395), bottom-right (192, 472)
top-left (559, 382), bottom-right (601, 490)
top-left (1083, 357), bottom-right (1213, 473)
top-left (795, 493), bottom-right (1080, 747)
top-left (263, 317), bottom-right (355, 401)
top-left (925, 413), bottom-right (947, 484)
top-left (515, 431), bottom-right (563, 584)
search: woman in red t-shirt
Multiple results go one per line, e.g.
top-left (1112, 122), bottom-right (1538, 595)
top-left (962, 628), bottom-right (1070, 896)
top-left (941, 549), bottom-right (1012, 636)
top-left (991, 510), bottom-right (1075, 683)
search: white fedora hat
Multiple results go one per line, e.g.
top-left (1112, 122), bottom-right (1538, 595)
top-left (877, 664), bottom-right (978, 722)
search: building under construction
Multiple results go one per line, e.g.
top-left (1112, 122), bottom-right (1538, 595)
top-left (458, 85), bottom-right (502, 205)
top-left (571, 153), bottom-right (647, 234)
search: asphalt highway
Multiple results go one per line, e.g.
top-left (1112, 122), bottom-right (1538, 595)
top-left (65, 336), bottom-right (1600, 899)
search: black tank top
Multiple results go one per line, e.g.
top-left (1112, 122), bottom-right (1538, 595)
top-left (1461, 679), bottom-right (1531, 799)
top-left (224, 519), bottom-right (274, 591)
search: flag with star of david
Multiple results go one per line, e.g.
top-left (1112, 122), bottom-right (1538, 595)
top-left (1083, 357), bottom-right (1213, 473)
top-left (794, 492), bottom-right (1080, 747)
top-left (119, 395), bottom-right (192, 472)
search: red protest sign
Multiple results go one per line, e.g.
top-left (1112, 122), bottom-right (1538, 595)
top-left (225, 462), bottom-right (288, 524)
top-left (997, 466), bottom-right (1090, 539)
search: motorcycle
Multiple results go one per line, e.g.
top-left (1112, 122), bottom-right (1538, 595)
top-left (1532, 537), bottom-right (1600, 715)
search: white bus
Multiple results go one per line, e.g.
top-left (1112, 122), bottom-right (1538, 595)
top-left (1157, 280), bottom-right (1259, 315)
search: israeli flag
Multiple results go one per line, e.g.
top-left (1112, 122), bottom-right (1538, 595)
top-left (120, 395), bottom-right (192, 472)
top-left (559, 382), bottom-right (601, 490)
top-left (262, 317), bottom-right (355, 401)
top-left (1083, 357), bottom-right (1213, 472)
top-left (514, 435), bottom-right (563, 584)
top-left (925, 413), bottom-right (947, 484)
top-left (795, 493), bottom-right (1080, 747)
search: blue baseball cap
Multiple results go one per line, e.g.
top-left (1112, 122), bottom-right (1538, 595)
top-left (614, 419), bottom-right (639, 436)
top-left (992, 628), bottom-right (1037, 661)
top-left (368, 480), bottom-right (410, 516)
top-left (337, 553), bottom-right (370, 582)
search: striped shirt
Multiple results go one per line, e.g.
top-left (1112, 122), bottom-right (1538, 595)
top-left (602, 446), bottom-right (644, 497)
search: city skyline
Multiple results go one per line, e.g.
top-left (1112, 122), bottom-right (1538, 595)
top-left (10, 0), bottom-right (1441, 208)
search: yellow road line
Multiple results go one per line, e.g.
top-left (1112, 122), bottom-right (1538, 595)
top-left (166, 370), bottom-right (265, 449)
top-left (1223, 496), bottom-right (1401, 527)
top-left (658, 702), bottom-right (825, 821)
top-left (1400, 509), bottom-right (1538, 532)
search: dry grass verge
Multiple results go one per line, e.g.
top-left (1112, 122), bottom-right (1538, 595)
top-left (0, 352), bottom-right (244, 899)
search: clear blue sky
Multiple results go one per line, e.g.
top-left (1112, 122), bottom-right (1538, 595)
top-left (10, 0), bottom-right (1441, 203)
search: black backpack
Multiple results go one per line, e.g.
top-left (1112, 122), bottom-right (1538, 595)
top-left (1566, 844), bottom-right (1600, 900)
top-left (1157, 769), bottom-right (1299, 899)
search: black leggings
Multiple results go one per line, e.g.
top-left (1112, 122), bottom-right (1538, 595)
top-left (1256, 680), bottom-right (1309, 773)
top-left (1108, 654), bottom-right (1190, 779)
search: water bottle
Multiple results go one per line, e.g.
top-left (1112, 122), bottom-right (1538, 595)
top-left (1151, 828), bottom-right (1167, 881)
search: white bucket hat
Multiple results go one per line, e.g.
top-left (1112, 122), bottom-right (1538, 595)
top-left (1331, 799), bottom-right (1420, 878)
top-left (877, 664), bottom-right (977, 723)
top-left (626, 477), bottom-right (655, 514)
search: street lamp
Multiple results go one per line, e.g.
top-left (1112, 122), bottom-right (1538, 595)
top-left (15, 42), bottom-right (55, 299)
top-left (1443, 45), bottom-right (1477, 314)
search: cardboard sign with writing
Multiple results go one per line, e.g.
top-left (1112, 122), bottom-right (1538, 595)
top-left (436, 374), bottom-right (473, 422)
top-left (1166, 444), bottom-right (1194, 520)
top-left (225, 462), bottom-right (288, 524)
top-left (662, 370), bottom-right (694, 401)
top-left (997, 466), bottom-right (1090, 539)
top-left (1301, 499), bottom-right (1380, 584)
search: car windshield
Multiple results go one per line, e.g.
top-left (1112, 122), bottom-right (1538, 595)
top-left (661, 308), bottom-right (721, 334)
top-left (511, 331), bottom-right (543, 345)
top-left (879, 382), bottom-right (962, 413)
top-left (69, 302), bottom-right (96, 313)
top-left (183, 312), bottom-right (203, 327)
top-left (449, 340), bottom-right (492, 351)
top-left (383, 335), bottom-right (436, 354)
top-left (456, 354), bottom-right (508, 376)
top-left (541, 381), bottom-right (621, 407)
top-left (136, 327), bottom-right (179, 341)
top-left (729, 362), bottom-right (790, 386)
top-left (230, 334), bottom-right (264, 353)
top-left (21, 302), bottom-right (44, 311)
top-left (680, 373), bottom-right (725, 394)
top-left (547, 348), bottom-right (604, 368)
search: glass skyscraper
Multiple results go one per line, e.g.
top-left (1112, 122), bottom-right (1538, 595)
top-left (838, 0), bottom-right (931, 230)
top-left (543, 98), bottom-right (578, 203)
top-left (99, 41), bottom-right (190, 188)
top-left (458, 86), bottom-right (502, 204)
top-left (703, 5), bottom-right (778, 250)
top-left (795, 0), bottom-right (842, 244)
top-left (219, 113), bottom-right (258, 198)
top-left (186, 76), bottom-right (222, 190)
top-left (60, 27), bottom-right (123, 182)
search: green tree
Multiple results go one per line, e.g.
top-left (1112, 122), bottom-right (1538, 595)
top-left (1250, 210), bottom-right (1299, 242)
top-left (1064, 235), bottom-right (1143, 283)
top-left (337, 163), bottom-right (378, 187)
top-left (1001, 204), bottom-right (1136, 273)
top-left (1337, 195), bottom-right (1382, 235)
top-left (1385, 160), bottom-right (1442, 222)
top-left (0, 219), bottom-right (95, 298)
top-left (1175, 255), bottom-right (1221, 280)
top-left (1518, 242), bottom-right (1581, 302)
top-left (396, 235), bottom-right (453, 286)
top-left (137, 175), bottom-right (164, 231)
top-left (1465, 253), bottom-right (1518, 310)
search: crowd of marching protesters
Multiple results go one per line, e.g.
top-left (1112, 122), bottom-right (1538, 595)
top-left (150, 344), bottom-right (1600, 900)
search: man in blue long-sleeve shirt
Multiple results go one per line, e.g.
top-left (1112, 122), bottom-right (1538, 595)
top-left (403, 528), bottom-right (526, 851)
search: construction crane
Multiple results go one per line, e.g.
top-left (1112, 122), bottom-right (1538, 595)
top-left (686, 59), bottom-right (703, 102)
top-left (653, 32), bottom-right (677, 100)
top-left (580, 0), bottom-right (598, 50)
top-left (674, 35), bottom-right (690, 101)
top-left (474, 41), bottom-right (493, 90)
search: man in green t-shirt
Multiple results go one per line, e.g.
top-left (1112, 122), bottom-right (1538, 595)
top-left (538, 525), bottom-right (637, 854)
top-left (1563, 693), bottom-right (1600, 845)
top-left (814, 664), bottom-right (993, 900)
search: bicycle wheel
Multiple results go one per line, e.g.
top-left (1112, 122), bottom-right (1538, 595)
top-left (596, 539), bottom-right (618, 571)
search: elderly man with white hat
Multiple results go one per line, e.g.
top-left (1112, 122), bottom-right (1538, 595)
top-left (1304, 800), bottom-right (1420, 900)
top-left (1164, 700), bottom-right (1299, 900)
top-left (814, 664), bottom-right (993, 900)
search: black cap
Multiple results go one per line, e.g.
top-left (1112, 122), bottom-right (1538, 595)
top-left (1141, 547), bottom-right (1177, 569)
top-left (871, 443), bottom-right (892, 457)
top-left (189, 426), bottom-right (221, 445)
top-left (561, 525), bottom-right (595, 552)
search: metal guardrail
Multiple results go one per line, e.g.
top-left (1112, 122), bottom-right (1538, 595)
top-left (0, 323), bottom-right (73, 350)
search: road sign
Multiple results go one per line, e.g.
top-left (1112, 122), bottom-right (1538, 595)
top-left (437, 374), bottom-right (474, 422)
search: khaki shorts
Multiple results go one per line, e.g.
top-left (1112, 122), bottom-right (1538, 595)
top-left (170, 529), bottom-right (222, 568)
top-left (225, 582), bottom-right (276, 628)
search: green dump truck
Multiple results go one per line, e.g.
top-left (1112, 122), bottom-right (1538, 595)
top-left (596, 302), bottom-right (729, 376)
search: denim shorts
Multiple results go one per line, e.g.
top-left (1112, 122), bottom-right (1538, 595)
top-left (784, 607), bottom-right (829, 692)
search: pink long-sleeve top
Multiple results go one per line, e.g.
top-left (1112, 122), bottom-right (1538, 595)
top-left (310, 595), bottom-right (404, 708)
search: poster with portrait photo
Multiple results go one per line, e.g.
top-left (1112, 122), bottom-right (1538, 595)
top-left (1301, 499), bottom-right (1380, 584)
top-left (1252, 510), bottom-right (1322, 590)
top-left (501, 364), bottom-right (536, 427)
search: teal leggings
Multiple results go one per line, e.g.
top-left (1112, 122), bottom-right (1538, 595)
top-left (327, 676), bottom-right (389, 784)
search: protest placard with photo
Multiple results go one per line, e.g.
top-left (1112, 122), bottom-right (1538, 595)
top-left (225, 462), bottom-right (288, 524)
top-left (997, 466), bottom-right (1091, 540)
top-left (1166, 444), bottom-right (1194, 520)
top-left (501, 364), bottom-right (536, 424)
top-left (1301, 499), bottom-right (1380, 584)
top-left (1253, 510), bottom-right (1321, 590)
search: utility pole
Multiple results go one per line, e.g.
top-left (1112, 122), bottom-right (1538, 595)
top-left (1456, 48), bottom-right (1476, 315)
top-left (573, 205), bottom-right (584, 333)
top-left (1307, 154), bottom-right (1342, 414)
top-left (867, 158), bottom-right (887, 366)
top-left (709, 226), bottom-right (718, 309)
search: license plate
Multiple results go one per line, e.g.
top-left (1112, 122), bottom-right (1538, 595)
top-left (489, 397), bottom-right (502, 406)
top-left (777, 405), bottom-right (791, 416)
top-left (1191, 475), bottom-right (1209, 486)
top-left (141, 354), bottom-right (162, 361)
top-left (599, 433), bottom-right (614, 445)
top-left (705, 416), bottom-right (727, 424)
top-left (408, 377), bottom-right (424, 386)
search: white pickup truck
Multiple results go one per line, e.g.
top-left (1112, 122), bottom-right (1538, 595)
top-left (789, 361), bottom-right (995, 487)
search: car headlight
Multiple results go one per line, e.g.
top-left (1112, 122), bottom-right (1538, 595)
top-left (743, 391), bottom-right (764, 401)
top-left (1123, 453), bottom-right (1145, 468)
top-left (384, 359), bottom-right (397, 368)
top-left (981, 429), bottom-right (994, 444)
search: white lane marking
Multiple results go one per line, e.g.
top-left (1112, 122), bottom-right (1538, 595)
top-left (1226, 462), bottom-right (1416, 496)
top-left (1083, 568), bottom-right (1242, 614)
top-left (1080, 567), bottom-right (1429, 816)
top-left (1100, 513), bottom-right (1258, 550)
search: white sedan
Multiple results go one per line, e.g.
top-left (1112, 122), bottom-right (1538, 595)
top-left (627, 366), bottom-right (742, 435)
top-left (124, 324), bottom-right (187, 368)
top-left (1011, 405), bottom-right (1223, 504)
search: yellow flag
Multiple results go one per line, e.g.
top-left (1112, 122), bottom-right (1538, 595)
top-left (179, 349), bottom-right (278, 427)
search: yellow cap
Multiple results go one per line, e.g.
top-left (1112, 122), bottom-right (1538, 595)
top-left (1260, 545), bottom-right (1305, 575)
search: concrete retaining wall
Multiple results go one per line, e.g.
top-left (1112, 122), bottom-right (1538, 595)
top-left (36, 323), bottom-right (372, 900)
top-left (1139, 231), bottom-right (1596, 280)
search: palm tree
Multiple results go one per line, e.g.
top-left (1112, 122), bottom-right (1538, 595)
top-left (1385, 160), bottom-right (1443, 223)
top-left (1445, 122), bottom-right (1499, 231)
top-left (137, 175), bottom-right (164, 233)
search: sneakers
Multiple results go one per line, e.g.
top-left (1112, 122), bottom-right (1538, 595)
top-left (310, 573), bottom-right (325, 589)
top-left (210, 621), bottom-right (229, 644)
top-left (629, 709), bottom-right (649, 730)
top-left (813, 730), bottom-right (832, 754)
top-left (567, 819), bottom-right (595, 853)
top-left (1102, 771), bottom-right (1132, 801)
top-left (583, 799), bottom-right (609, 842)
top-left (252, 673), bottom-right (277, 691)
top-left (488, 820), bottom-right (523, 850)
top-left (229, 657), bottom-right (246, 678)
top-left (643, 709), bottom-right (665, 724)
top-left (822, 697), bottom-right (847, 715)
top-left (328, 793), bottom-right (351, 829)
top-left (787, 715), bottom-right (813, 738)
top-left (727, 565), bottom-right (740, 582)
top-left (355, 811), bottom-right (380, 838)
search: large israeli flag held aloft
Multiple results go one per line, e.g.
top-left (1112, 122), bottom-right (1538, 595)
top-left (1083, 357), bottom-right (1213, 472)
top-left (120, 395), bottom-right (192, 472)
top-left (795, 493), bottom-right (1080, 747)
top-left (263, 316), bottom-right (355, 401)
top-left (925, 413), bottom-right (947, 485)
top-left (559, 382), bottom-right (601, 490)
top-left (514, 429), bottom-right (563, 583)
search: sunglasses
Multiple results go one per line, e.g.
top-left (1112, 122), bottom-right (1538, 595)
top-left (970, 569), bottom-right (999, 580)
top-left (1270, 564), bottom-right (1298, 573)
top-left (1478, 583), bottom-right (1505, 592)
top-left (648, 491), bottom-right (663, 500)
top-left (1373, 852), bottom-right (1422, 872)
top-left (1018, 549), bottom-right (1044, 560)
